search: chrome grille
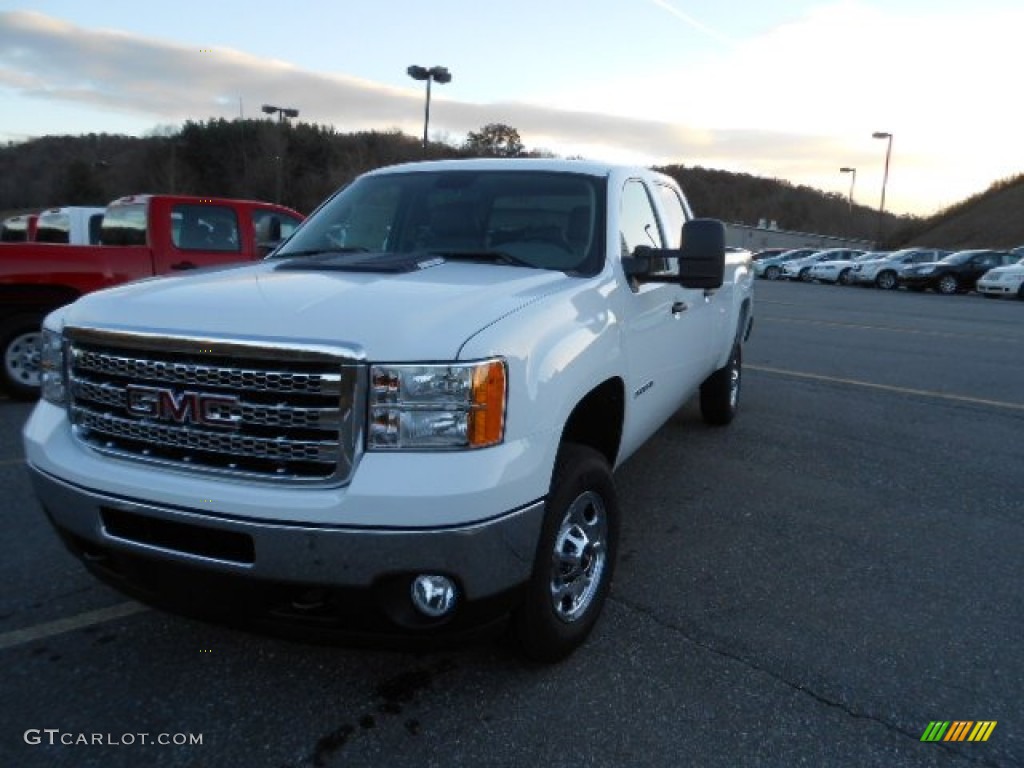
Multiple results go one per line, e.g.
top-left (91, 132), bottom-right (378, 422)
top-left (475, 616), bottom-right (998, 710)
top-left (65, 328), bottom-right (365, 484)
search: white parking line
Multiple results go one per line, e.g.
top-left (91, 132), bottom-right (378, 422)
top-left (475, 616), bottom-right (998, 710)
top-left (0, 602), bottom-right (149, 651)
top-left (762, 315), bottom-right (1023, 344)
top-left (748, 364), bottom-right (1024, 412)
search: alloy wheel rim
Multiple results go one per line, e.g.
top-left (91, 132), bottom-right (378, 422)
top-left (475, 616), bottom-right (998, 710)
top-left (5, 331), bottom-right (42, 386)
top-left (549, 490), bottom-right (607, 623)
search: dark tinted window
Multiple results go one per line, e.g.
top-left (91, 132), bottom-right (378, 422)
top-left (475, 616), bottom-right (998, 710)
top-left (172, 205), bottom-right (240, 252)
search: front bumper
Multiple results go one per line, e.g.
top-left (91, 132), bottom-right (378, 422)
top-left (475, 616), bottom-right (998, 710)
top-left (30, 465), bottom-right (545, 633)
top-left (976, 279), bottom-right (1019, 296)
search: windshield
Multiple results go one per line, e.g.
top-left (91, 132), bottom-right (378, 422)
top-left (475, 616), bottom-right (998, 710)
top-left (34, 212), bottom-right (72, 243)
top-left (276, 170), bottom-right (607, 274)
top-left (101, 203), bottom-right (147, 246)
top-left (939, 251), bottom-right (977, 264)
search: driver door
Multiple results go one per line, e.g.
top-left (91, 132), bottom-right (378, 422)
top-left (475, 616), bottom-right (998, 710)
top-left (619, 179), bottom-right (714, 448)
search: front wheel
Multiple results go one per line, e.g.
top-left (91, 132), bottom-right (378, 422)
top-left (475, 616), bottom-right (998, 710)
top-left (838, 268), bottom-right (852, 285)
top-left (764, 265), bottom-right (781, 280)
top-left (876, 271), bottom-right (897, 290)
top-left (700, 343), bottom-right (742, 426)
top-left (936, 274), bottom-right (959, 295)
top-left (513, 443), bottom-right (619, 662)
top-left (1, 315), bottom-right (45, 400)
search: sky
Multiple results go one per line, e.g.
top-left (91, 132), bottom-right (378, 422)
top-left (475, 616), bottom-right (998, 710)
top-left (1, 0), bottom-right (1022, 217)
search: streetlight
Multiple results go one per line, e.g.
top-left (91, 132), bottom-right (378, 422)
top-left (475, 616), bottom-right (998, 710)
top-left (872, 131), bottom-right (893, 246)
top-left (840, 166), bottom-right (856, 236)
top-left (261, 104), bottom-right (300, 123)
top-left (407, 65), bottom-right (451, 150)
top-left (261, 105), bottom-right (300, 203)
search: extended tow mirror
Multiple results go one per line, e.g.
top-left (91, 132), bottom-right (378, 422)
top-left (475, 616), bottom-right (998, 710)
top-left (623, 218), bottom-right (726, 289)
top-left (678, 218), bottom-right (725, 290)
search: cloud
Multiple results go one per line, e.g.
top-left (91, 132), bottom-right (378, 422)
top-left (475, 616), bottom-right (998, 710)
top-left (2, 7), bottom-right (1022, 215)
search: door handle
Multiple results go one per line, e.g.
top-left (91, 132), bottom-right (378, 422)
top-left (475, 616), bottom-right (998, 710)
top-left (671, 301), bottom-right (688, 315)
top-left (171, 261), bottom-right (197, 270)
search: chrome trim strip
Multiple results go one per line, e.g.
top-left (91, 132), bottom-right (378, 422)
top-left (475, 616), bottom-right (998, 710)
top-left (65, 325), bottom-right (366, 362)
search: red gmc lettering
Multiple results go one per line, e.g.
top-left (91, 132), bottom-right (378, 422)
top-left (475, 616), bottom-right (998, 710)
top-left (125, 385), bottom-right (239, 428)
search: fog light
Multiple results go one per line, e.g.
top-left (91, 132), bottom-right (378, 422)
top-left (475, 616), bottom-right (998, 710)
top-left (410, 574), bottom-right (457, 618)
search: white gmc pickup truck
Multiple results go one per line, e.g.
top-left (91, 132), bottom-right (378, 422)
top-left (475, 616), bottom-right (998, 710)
top-left (23, 158), bottom-right (754, 660)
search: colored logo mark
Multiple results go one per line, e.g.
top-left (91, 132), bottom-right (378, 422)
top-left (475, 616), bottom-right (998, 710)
top-left (920, 721), bottom-right (997, 742)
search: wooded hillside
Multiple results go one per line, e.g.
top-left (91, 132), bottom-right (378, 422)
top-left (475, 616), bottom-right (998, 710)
top-left (2, 119), bottom-right (1020, 249)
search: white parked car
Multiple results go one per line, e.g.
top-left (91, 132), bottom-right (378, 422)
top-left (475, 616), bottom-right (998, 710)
top-left (849, 248), bottom-right (949, 290)
top-left (782, 248), bottom-right (862, 282)
top-left (976, 257), bottom-right (1024, 299)
top-left (752, 247), bottom-right (819, 280)
top-left (807, 250), bottom-right (876, 284)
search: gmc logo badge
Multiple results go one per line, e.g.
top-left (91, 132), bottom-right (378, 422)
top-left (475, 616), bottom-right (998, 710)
top-left (125, 385), bottom-right (240, 429)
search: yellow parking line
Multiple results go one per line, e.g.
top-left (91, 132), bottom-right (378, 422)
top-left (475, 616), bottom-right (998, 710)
top-left (748, 364), bottom-right (1024, 412)
top-left (0, 602), bottom-right (150, 652)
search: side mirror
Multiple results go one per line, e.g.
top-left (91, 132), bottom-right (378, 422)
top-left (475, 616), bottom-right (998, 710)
top-left (267, 216), bottom-right (282, 242)
top-left (678, 218), bottom-right (725, 290)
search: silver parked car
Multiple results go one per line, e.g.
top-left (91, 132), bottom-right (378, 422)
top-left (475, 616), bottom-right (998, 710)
top-left (781, 248), bottom-right (863, 282)
top-left (849, 248), bottom-right (949, 290)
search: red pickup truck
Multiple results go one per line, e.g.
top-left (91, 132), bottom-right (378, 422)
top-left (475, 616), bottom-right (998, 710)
top-left (0, 194), bottom-right (303, 398)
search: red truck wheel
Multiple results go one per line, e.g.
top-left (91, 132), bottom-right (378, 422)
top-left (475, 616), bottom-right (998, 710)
top-left (1, 315), bottom-right (44, 399)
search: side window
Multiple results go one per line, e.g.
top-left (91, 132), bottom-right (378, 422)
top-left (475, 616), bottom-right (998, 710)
top-left (173, 204), bottom-right (240, 252)
top-left (621, 180), bottom-right (670, 278)
top-left (654, 183), bottom-right (688, 249)
top-left (88, 214), bottom-right (103, 245)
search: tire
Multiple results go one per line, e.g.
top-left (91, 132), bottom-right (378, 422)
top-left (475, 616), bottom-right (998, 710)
top-left (765, 265), bottom-right (780, 280)
top-left (936, 274), bottom-right (959, 295)
top-left (876, 271), bottom-right (897, 290)
top-left (1018, 283), bottom-right (1024, 300)
top-left (1, 315), bottom-right (45, 400)
top-left (700, 342), bottom-right (741, 426)
top-left (798, 267), bottom-right (811, 282)
top-left (838, 268), bottom-right (852, 285)
top-left (514, 443), bottom-right (619, 662)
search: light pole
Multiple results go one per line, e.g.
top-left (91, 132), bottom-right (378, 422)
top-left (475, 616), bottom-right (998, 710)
top-left (407, 65), bottom-right (451, 150)
top-left (840, 166), bottom-right (856, 236)
top-left (262, 104), bottom-right (299, 203)
top-left (872, 131), bottom-right (893, 246)
top-left (261, 104), bottom-right (299, 123)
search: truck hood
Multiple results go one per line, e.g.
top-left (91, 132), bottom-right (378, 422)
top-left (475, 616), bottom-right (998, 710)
top-left (59, 260), bottom-right (577, 360)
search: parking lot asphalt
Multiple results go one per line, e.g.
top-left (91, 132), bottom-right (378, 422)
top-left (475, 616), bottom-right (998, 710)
top-left (1, 280), bottom-right (1021, 767)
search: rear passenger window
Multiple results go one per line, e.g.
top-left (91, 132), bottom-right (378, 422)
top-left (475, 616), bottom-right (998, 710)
top-left (173, 205), bottom-right (240, 252)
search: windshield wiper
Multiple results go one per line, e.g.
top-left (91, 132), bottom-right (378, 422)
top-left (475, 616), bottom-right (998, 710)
top-left (272, 246), bottom-right (371, 259)
top-left (428, 250), bottom-right (535, 268)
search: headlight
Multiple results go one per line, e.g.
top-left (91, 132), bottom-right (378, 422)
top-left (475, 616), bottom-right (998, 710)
top-left (368, 359), bottom-right (506, 450)
top-left (39, 328), bottom-right (68, 405)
